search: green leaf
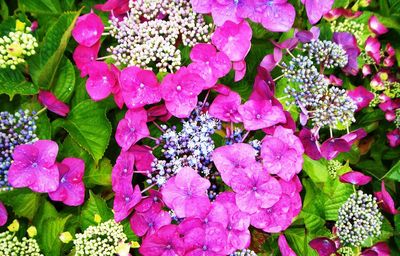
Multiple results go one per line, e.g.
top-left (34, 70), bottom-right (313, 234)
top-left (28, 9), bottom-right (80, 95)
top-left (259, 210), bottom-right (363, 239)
top-left (84, 158), bottom-right (113, 187)
top-left (19, 0), bottom-right (62, 15)
top-left (302, 156), bottom-right (329, 183)
top-left (383, 160), bottom-right (400, 182)
top-left (37, 215), bottom-right (71, 255)
top-left (323, 179), bottom-right (353, 220)
top-left (0, 69), bottom-right (38, 99)
top-left (29, 10), bottom-right (81, 89)
top-left (0, 0), bottom-right (9, 20)
top-left (300, 179), bottom-right (326, 232)
top-left (53, 57), bottom-right (76, 102)
top-left (58, 100), bottom-right (112, 162)
top-left (284, 228), bottom-right (319, 256)
top-left (0, 189), bottom-right (42, 220)
top-left (81, 191), bottom-right (113, 230)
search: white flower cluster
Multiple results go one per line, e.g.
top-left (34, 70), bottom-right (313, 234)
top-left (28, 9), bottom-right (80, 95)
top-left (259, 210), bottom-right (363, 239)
top-left (74, 219), bottom-right (128, 256)
top-left (108, 0), bottom-right (210, 72)
top-left (0, 231), bottom-right (43, 256)
top-left (0, 27), bottom-right (38, 70)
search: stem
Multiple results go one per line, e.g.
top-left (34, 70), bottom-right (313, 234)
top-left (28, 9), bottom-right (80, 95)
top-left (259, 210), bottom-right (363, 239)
top-left (329, 127), bottom-right (333, 138)
top-left (102, 32), bottom-right (110, 36)
top-left (34, 107), bottom-right (47, 116)
top-left (273, 74), bottom-right (284, 82)
top-left (286, 48), bottom-right (295, 58)
top-left (134, 170), bottom-right (148, 174)
top-left (97, 55), bottom-right (113, 61)
top-left (241, 130), bottom-right (250, 142)
top-left (202, 90), bottom-right (211, 107)
top-left (152, 121), bottom-right (164, 133)
top-left (141, 183), bottom-right (156, 194)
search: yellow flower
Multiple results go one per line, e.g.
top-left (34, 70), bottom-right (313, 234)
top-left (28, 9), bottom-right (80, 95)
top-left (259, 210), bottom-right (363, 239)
top-left (27, 226), bottom-right (37, 237)
top-left (94, 214), bottom-right (102, 224)
top-left (8, 219), bottom-right (20, 232)
top-left (59, 232), bottom-right (73, 243)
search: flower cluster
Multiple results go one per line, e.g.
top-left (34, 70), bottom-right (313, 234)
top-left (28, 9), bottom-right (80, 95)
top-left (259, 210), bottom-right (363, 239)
top-left (0, 21), bottom-right (38, 69)
top-left (0, 110), bottom-right (38, 191)
top-left (331, 19), bottom-right (366, 44)
top-left (336, 190), bottom-right (383, 247)
top-left (0, 231), bottom-right (42, 256)
top-left (74, 219), bottom-right (128, 256)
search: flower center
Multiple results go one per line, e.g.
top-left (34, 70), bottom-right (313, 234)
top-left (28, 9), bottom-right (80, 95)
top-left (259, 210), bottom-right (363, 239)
top-left (252, 186), bottom-right (257, 191)
top-left (256, 114), bottom-right (261, 119)
top-left (139, 83), bottom-right (145, 89)
top-left (202, 245), bottom-right (208, 251)
top-left (61, 176), bottom-right (66, 183)
top-left (31, 162), bottom-right (38, 168)
top-left (125, 196), bottom-right (131, 202)
top-left (176, 85), bottom-right (182, 91)
top-left (130, 127), bottom-right (136, 132)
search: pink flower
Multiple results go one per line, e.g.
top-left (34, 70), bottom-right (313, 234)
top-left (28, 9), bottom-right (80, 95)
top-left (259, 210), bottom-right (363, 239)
top-left (38, 90), bottom-right (70, 117)
top-left (120, 67), bottom-right (161, 109)
top-left (299, 128), bottom-right (322, 160)
top-left (387, 129), bottom-right (400, 148)
top-left (72, 12), bottom-right (104, 47)
top-left (230, 163), bottom-right (282, 214)
top-left (115, 108), bottom-right (149, 151)
top-left (160, 67), bottom-right (205, 118)
top-left (183, 223), bottom-right (227, 255)
top-left (368, 16), bottom-right (389, 36)
top-left (249, 0), bottom-right (295, 32)
top-left (188, 43), bottom-right (231, 89)
top-left (374, 181), bottom-right (399, 214)
top-left (95, 0), bottom-right (130, 15)
top-left (347, 86), bottom-right (374, 111)
top-left (113, 184), bottom-right (142, 222)
top-left (365, 36), bottom-right (381, 64)
top-left (324, 8), bottom-right (362, 20)
top-left (339, 171), bottom-right (372, 186)
top-left (361, 242), bottom-right (391, 256)
top-left (261, 126), bottom-right (304, 181)
top-left (8, 140), bottom-right (59, 193)
top-left (139, 225), bottom-right (185, 256)
top-left (86, 61), bottom-right (118, 101)
top-left (135, 190), bottom-right (164, 213)
top-left (190, 0), bottom-right (212, 13)
top-left (302, 0), bottom-right (334, 25)
top-left (260, 48), bottom-right (282, 72)
top-left (130, 145), bottom-right (154, 173)
top-left (212, 143), bottom-right (258, 187)
top-left (161, 167), bottom-right (210, 218)
top-left (48, 158), bottom-right (85, 206)
top-left (73, 41), bottom-right (101, 77)
top-left (0, 202), bottom-right (7, 226)
top-left (238, 99), bottom-right (286, 130)
top-left (209, 90), bottom-right (242, 123)
top-left (147, 104), bottom-right (172, 123)
top-left (233, 60), bottom-right (246, 82)
top-left (309, 237), bottom-right (338, 256)
top-left (210, 0), bottom-right (254, 26)
top-left (215, 192), bottom-right (251, 253)
top-left (130, 205), bottom-right (171, 237)
top-left (278, 234), bottom-right (296, 256)
top-left (333, 32), bottom-right (360, 76)
top-left (112, 151), bottom-right (135, 193)
top-left (211, 20), bottom-right (252, 62)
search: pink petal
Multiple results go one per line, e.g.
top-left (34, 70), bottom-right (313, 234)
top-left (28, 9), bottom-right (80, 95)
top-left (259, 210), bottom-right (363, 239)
top-left (86, 62), bottom-right (116, 101)
top-left (304, 0), bottom-right (334, 25)
top-left (262, 3), bottom-right (296, 32)
top-left (233, 60), bottom-right (246, 82)
top-left (369, 16), bottom-right (389, 36)
top-left (73, 41), bottom-right (101, 77)
top-left (0, 202), bottom-right (7, 226)
top-left (278, 234), bottom-right (296, 256)
top-left (374, 181), bottom-right (399, 214)
top-left (38, 90), bottom-right (70, 117)
top-left (339, 171), bottom-right (372, 186)
top-left (72, 13), bottom-right (104, 47)
top-left (309, 237), bottom-right (337, 256)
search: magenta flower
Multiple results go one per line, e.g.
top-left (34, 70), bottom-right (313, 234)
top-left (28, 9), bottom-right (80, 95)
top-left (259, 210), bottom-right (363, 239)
top-left (190, 0), bottom-right (212, 13)
top-left (347, 86), bottom-right (374, 111)
top-left (215, 192), bottom-right (251, 253)
top-left (72, 12), bottom-right (104, 47)
top-left (320, 129), bottom-right (367, 160)
top-left (374, 181), bottom-right (399, 214)
top-left (301, 0), bottom-right (334, 25)
top-left (333, 32), bottom-right (360, 76)
top-left (249, 0), bottom-right (295, 32)
top-left (230, 163), bottom-right (282, 214)
top-left (324, 8), bottom-right (362, 20)
top-left (299, 128), bottom-right (322, 160)
top-left (130, 145), bottom-right (154, 173)
top-left (73, 41), bottom-right (100, 77)
top-left (295, 27), bottom-right (320, 43)
top-left (160, 67), bottom-right (205, 118)
top-left (233, 60), bottom-right (246, 82)
top-left (86, 61), bottom-right (118, 101)
top-left (112, 151), bottom-right (135, 193)
top-left (278, 234), bottom-right (296, 256)
top-left (130, 205), bottom-right (171, 237)
top-left (309, 237), bottom-right (338, 256)
top-left (113, 184), bottom-right (142, 222)
top-left (209, 90), bottom-right (242, 123)
top-left (115, 108), bottom-right (150, 151)
top-left (369, 16), bottom-right (389, 36)
top-left (38, 90), bottom-right (70, 117)
top-left (48, 158), bottom-right (85, 206)
top-left (339, 171), bottom-right (372, 186)
top-left (8, 140), bottom-right (59, 193)
top-left (261, 126), bottom-right (304, 181)
top-left (0, 202), bottom-right (7, 226)
top-left (361, 242), bottom-right (391, 256)
top-left (120, 67), bottom-right (161, 109)
top-left (135, 190), bottom-right (164, 213)
top-left (161, 167), bottom-right (210, 218)
top-left (238, 99), bottom-right (286, 130)
top-left (260, 48), bottom-right (282, 72)
top-left (365, 36), bottom-right (381, 64)
top-left (95, 0), bottom-right (129, 15)
top-left (387, 129), bottom-right (400, 148)
top-left (211, 20), bottom-right (252, 62)
top-left (210, 0), bottom-right (254, 26)
top-left (183, 223), bottom-right (227, 255)
top-left (139, 224), bottom-right (185, 256)
top-left (212, 143), bottom-right (258, 186)
top-left (147, 104), bottom-right (172, 123)
top-left (188, 43), bottom-right (231, 89)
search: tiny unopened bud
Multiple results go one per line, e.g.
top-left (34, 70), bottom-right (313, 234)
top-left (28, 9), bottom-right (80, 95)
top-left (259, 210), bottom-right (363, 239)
top-left (27, 226), bottom-right (37, 237)
top-left (59, 231), bottom-right (73, 243)
top-left (8, 219), bottom-right (19, 232)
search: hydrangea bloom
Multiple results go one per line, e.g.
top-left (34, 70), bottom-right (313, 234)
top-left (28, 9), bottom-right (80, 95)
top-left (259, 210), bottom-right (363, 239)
top-left (183, 223), bottom-right (228, 255)
top-left (211, 20), bottom-right (252, 62)
top-left (72, 12), bottom-right (104, 47)
top-left (209, 89), bottom-right (242, 123)
top-left (348, 86), bottom-right (375, 111)
top-left (85, 61), bottom-right (119, 101)
top-left (111, 151), bottom-right (135, 194)
top-left (113, 184), bottom-right (142, 222)
top-left (139, 225), bottom-right (185, 256)
top-left (160, 67), bottom-right (205, 118)
top-left (8, 140), bottom-right (59, 193)
top-left (38, 90), bottom-right (70, 117)
top-left (0, 202), bottom-right (6, 226)
top-left (48, 158), bottom-right (85, 206)
top-left (130, 205), bottom-right (171, 237)
top-left (249, 0), bottom-right (295, 32)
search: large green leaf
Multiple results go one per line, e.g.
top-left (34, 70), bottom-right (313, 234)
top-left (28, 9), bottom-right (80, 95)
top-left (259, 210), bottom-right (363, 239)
top-left (383, 160), bottom-right (400, 182)
top-left (0, 69), bottom-right (38, 99)
top-left (0, 189), bottom-right (42, 220)
top-left (53, 57), bottom-right (76, 102)
top-left (81, 191), bottom-right (113, 230)
top-left (84, 158), bottom-right (113, 187)
top-left (57, 100), bottom-right (112, 163)
top-left (29, 10), bottom-right (81, 89)
top-left (302, 156), bottom-right (329, 183)
top-left (19, 0), bottom-right (62, 15)
top-left (323, 179), bottom-right (353, 220)
top-left (37, 215), bottom-right (71, 255)
top-left (300, 179), bottom-right (326, 232)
